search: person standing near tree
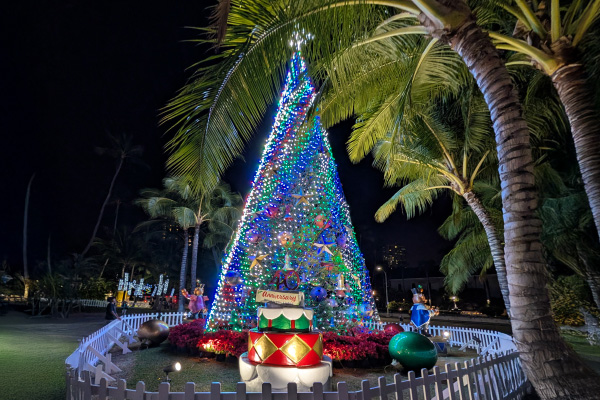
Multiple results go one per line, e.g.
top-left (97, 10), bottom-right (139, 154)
top-left (105, 297), bottom-right (121, 321)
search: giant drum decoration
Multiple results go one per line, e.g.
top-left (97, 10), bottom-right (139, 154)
top-left (137, 319), bottom-right (170, 345)
top-left (388, 331), bottom-right (437, 371)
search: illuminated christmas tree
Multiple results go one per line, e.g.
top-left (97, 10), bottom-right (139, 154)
top-left (207, 51), bottom-right (379, 332)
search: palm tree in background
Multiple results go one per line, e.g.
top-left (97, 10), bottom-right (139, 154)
top-left (137, 178), bottom-right (241, 312)
top-left (161, 0), bottom-right (599, 395)
top-left (487, 0), bottom-right (600, 240)
top-left (161, 177), bottom-right (242, 288)
top-left (93, 228), bottom-right (147, 280)
top-left (137, 185), bottom-right (194, 312)
top-left (366, 89), bottom-right (512, 313)
top-left (81, 133), bottom-right (144, 257)
top-left (438, 189), bottom-right (501, 295)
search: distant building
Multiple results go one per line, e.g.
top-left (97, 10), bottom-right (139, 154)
top-left (381, 243), bottom-right (406, 269)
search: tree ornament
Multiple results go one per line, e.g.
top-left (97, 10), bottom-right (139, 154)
top-left (269, 270), bottom-right (300, 290)
top-left (283, 204), bottom-right (294, 221)
top-left (325, 298), bottom-right (338, 308)
top-left (384, 323), bottom-right (404, 334)
top-left (265, 206), bottom-right (280, 218)
top-left (313, 234), bottom-right (335, 255)
top-left (291, 188), bottom-right (313, 206)
top-left (359, 303), bottom-right (373, 317)
top-left (336, 234), bottom-right (347, 249)
top-left (310, 286), bottom-right (327, 301)
top-left (249, 253), bottom-right (269, 270)
top-left (248, 231), bottom-right (262, 243)
top-left (225, 270), bottom-right (242, 285)
top-left (335, 290), bottom-right (346, 298)
top-left (388, 332), bottom-right (437, 371)
top-left (314, 215), bottom-right (330, 229)
top-left (278, 231), bottom-right (294, 246)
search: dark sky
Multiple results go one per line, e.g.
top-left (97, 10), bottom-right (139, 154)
top-left (0, 1), bottom-right (452, 277)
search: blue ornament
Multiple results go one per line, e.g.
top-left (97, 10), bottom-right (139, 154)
top-left (224, 271), bottom-right (242, 285)
top-left (310, 286), bottom-right (327, 301)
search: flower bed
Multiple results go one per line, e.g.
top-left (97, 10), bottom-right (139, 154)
top-left (168, 319), bottom-right (206, 349)
top-left (198, 330), bottom-right (247, 357)
top-left (323, 328), bottom-right (394, 365)
top-left (169, 322), bottom-right (393, 365)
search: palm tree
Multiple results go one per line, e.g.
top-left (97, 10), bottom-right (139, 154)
top-left (362, 82), bottom-right (512, 313)
top-left (81, 133), bottom-right (144, 257)
top-left (22, 174), bottom-right (35, 298)
top-left (93, 228), bottom-right (147, 280)
top-left (162, 177), bottom-right (242, 288)
top-left (137, 178), bottom-right (241, 312)
top-left (541, 192), bottom-right (600, 310)
top-left (486, 1), bottom-right (600, 240)
top-left (438, 192), bottom-right (501, 295)
top-left (137, 186), bottom-right (194, 312)
top-left (162, 1), bottom-right (599, 395)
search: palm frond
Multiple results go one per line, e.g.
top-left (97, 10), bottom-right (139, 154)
top-left (163, 0), bottom-right (387, 191)
top-left (375, 176), bottom-right (448, 221)
top-left (440, 227), bottom-right (493, 294)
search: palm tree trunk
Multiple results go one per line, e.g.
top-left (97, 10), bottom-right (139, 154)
top-left (585, 271), bottom-right (600, 311)
top-left (82, 157), bottom-right (124, 257)
top-left (190, 223), bottom-right (201, 288)
top-left (23, 174), bottom-right (35, 299)
top-left (178, 229), bottom-right (189, 313)
top-left (577, 242), bottom-right (600, 310)
top-left (551, 63), bottom-right (600, 240)
top-left (422, 2), bottom-right (600, 396)
top-left (47, 235), bottom-right (52, 275)
top-left (462, 190), bottom-right (510, 315)
top-left (211, 247), bottom-right (222, 273)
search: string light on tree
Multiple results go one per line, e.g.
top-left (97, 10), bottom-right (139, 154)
top-left (206, 50), bottom-right (379, 332)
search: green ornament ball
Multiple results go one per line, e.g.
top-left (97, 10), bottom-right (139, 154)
top-left (388, 332), bottom-right (438, 371)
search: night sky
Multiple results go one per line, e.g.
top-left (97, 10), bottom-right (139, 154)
top-left (0, 1), bottom-right (452, 278)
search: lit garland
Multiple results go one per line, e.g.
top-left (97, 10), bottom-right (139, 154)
top-left (207, 52), bottom-right (379, 332)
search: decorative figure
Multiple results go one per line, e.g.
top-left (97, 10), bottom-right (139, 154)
top-left (409, 286), bottom-right (438, 336)
top-left (181, 283), bottom-right (208, 319)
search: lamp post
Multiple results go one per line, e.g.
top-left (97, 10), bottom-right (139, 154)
top-left (376, 266), bottom-right (389, 317)
top-left (451, 296), bottom-right (459, 310)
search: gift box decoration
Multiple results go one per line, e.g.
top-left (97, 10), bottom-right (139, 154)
top-left (247, 329), bottom-right (323, 367)
top-left (258, 308), bottom-right (314, 332)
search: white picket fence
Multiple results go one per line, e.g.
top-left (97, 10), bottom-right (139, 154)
top-left (65, 313), bottom-right (529, 400)
top-left (364, 322), bottom-right (516, 356)
top-left (78, 299), bottom-right (109, 308)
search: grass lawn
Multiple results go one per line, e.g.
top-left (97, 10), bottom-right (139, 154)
top-left (1, 309), bottom-right (599, 399)
top-left (110, 343), bottom-right (479, 392)
top-left (562, 332), bottom-right (600, 374)
top-left (0, 310), bottom-right (106, 400)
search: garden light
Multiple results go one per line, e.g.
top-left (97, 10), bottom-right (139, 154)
top-left (163, 362), bottom-right (181, 382)
top-left (443, 331), bottom-right (451, 339)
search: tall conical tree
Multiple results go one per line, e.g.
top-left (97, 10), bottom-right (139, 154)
top-left (207, 51), bottom-right (378, 332)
